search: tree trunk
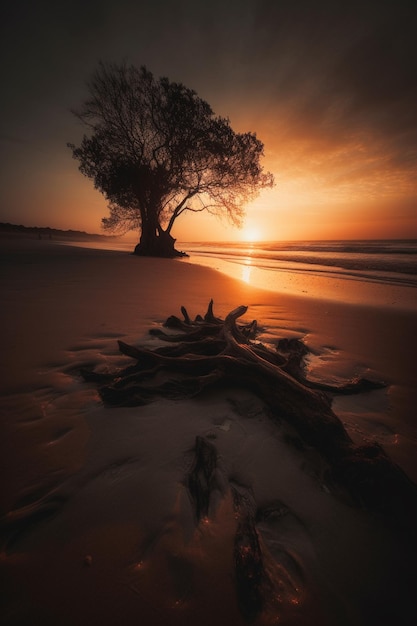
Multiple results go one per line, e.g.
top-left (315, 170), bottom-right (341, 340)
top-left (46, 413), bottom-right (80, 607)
top-left (133, 218), bottom-right (188, 258)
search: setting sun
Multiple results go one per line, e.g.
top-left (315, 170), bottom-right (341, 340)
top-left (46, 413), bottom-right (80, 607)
top-left (241, 226), bottom-right (262, 242)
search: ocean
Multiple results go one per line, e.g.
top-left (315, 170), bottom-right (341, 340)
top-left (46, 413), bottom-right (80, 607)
top-left (181, 239), bottom-right (417, 286)
top-left (174, 239), bottom-right (416, 307)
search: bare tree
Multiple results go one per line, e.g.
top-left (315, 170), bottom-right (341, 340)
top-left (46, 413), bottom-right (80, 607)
top-left (68, 62), bottom-right (274, 257)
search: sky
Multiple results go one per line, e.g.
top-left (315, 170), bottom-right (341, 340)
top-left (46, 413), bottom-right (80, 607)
top-left (1, 0), bottom-right (416, 242)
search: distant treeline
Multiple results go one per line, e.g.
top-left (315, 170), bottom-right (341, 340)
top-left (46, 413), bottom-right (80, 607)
top-left (0, 222), bottom-right (116, 241)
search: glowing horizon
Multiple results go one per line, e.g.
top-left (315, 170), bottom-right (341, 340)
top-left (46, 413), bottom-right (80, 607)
top-left (3, 116), bottom-right (415, 243)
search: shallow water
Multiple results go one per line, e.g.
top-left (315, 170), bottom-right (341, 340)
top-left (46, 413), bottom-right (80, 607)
top-left (184, 239), bottom-right (417, 285)
top-left (181, 240), bottom-right (417, 310)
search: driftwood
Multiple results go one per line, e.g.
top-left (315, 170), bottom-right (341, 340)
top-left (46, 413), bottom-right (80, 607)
top-left (82, 301), bottom-right (417, 532)
top-left (81, 301), bottom-right (417, 623)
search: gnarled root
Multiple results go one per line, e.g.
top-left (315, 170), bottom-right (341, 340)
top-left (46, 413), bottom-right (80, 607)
top-left (82, 301), bottom-right (417, 532)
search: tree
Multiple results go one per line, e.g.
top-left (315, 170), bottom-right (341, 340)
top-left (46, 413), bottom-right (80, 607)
top-left (68, 62), bottom-right (274, 257)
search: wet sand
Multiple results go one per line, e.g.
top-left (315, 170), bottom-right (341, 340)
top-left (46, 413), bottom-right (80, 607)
top-left (1, 237), bottom-right (416, 625)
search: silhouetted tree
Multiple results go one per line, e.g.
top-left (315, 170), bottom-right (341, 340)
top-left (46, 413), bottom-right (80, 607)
top-left (68, 62), bottom-right (274, 257)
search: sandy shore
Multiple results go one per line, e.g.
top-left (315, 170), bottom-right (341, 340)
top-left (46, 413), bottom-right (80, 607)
top-left (1, 237), bottom-right (416, 625)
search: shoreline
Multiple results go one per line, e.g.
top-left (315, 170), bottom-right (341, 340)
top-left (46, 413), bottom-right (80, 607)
top-left (1, 237), bottom-right (416, 625)
top-left (21, 235), bottom-right (417, 311)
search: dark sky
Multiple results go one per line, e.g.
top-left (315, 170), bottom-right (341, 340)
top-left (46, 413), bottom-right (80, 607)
top-left (1, 0), bottom-right (416, 239)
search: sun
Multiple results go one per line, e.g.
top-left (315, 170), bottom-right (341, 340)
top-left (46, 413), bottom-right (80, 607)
top-left (241, 226), bottom-right (262, 242)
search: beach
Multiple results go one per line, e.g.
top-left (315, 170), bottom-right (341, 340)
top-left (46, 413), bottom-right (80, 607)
top-left (1, 236), bottom-right (416, 625)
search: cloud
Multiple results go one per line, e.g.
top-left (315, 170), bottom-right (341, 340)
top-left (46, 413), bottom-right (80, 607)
top-left (328, 11), bottom-right (417, 136)
top-left (228, 0), bottom-right (417, 203)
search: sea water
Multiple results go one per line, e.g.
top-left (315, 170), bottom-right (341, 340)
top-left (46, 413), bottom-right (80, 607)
top-left (182, 239), bottom-right (417, 287)
top-left (180, 239), bottom-right (417, 308)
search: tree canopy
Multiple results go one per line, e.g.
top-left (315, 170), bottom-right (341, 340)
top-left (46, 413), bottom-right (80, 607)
top-left (68, 62), bottom-right (274, 257)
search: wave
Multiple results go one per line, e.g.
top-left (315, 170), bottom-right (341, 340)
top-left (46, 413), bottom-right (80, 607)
top-left (182, 240), bottom-right (417, 288)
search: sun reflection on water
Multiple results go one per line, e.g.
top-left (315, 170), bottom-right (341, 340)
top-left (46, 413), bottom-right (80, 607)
top-left (242, 257), bottom-right (252, 284)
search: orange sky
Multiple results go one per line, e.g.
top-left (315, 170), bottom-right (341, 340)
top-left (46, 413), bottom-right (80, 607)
top-left (1, 0), bottom-right (416, 242)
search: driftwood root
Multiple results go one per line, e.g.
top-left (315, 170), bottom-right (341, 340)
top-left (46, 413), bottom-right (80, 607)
top-left (82, 301), bottom-right (417, 533)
